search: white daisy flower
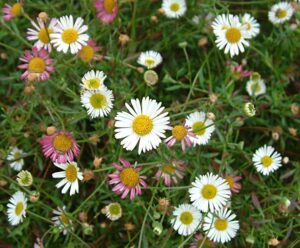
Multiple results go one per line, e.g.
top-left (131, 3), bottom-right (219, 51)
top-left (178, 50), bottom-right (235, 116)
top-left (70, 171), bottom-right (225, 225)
top-left (52, 206), bottom-right (73, 235)
top-left (137, 51), bottom-right (163, 69)
top-left (189, 173), bottom-right (231, 212)
top-left (203, 208), bottom-right (239, 244)
top-left (103, 202), bottom-right (122, 221)
top-left (171, 203), bottom-right (202, 236)
top-left (81, 70), bottom-right (107, 90)
top-left (162, 0), bottom-right (187, 19)
top-left (7, 191), bottom-right (27, 226)
top-left (27, 18), bottom-right (57, 51)
top-left (16, 170), bottom-right (33, 187)
top-left (212, 14), bottom-right (250, 57)
top-left (81, 88), bottom-right (114, 118)
top-left (52, 161), bottom-right (83, 195)
top-left (50, 15), bottom-right (89, 54)
top-left (241, 13), bottom-right (260, 38)
top-left (246, 79), bottom-right (266, 97)
top-left (7, 147), bottom-right (25, 171)
top-left (268, 2), bottom-right (294, 25)
top-left (185, 111), bottom-right (215, 146)
top-left (114, 97), bottom-right (171, 154)
top-left (252, 145), bottom-right (282, 176)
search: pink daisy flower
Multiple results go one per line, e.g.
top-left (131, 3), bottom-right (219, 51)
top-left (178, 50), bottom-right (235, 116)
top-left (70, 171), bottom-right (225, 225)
top-left (2, 2), bottom-right (22, 21)
top-left (190, 233), bottom-right (216, 248)
top-left (227, 61), bottom-right (252, 80)
top-left (95, 0), bottom-right (118, 23)
top-left (108, 158), bottom-right (147, 200)
top-left (165, 123), bottom-right (195, 151)
top-left (38, 130), bottom-right (80, 163)
top-left (224, 174), bottom-right (242, 194)
top-left (18, 47), bottom-right (55, 82)
top-left (78, 39), bottom-right (101, 63)
top-left (155, 160), bottom-right (186, 186)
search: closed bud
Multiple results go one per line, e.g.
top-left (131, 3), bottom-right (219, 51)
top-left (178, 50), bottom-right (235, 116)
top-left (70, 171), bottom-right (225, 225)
top-left (88, 134), bottom-right (99, 145)
top-left (118, 34), bottom-right (130, 46)
top-left (157, 8), bottom-right (165, 16)
top-left (38, 12), bottom-right (49, 22)
top-left (152, 221), bottom-right (163, 236)
top-left (268, 238), bottom-right (280, 246)
top-left (124, 222), bottom-right (135, 231)
top-left (291, 103), bottom-right (299, 116)
top-left (283, 156), bottom-right (289, 164)
top-left (272, 132), bottom-right (280, 141)
top-left (209, 94), bottom-right (218, 104)
top-left (137, 67), bottom-right (144, 74)
top-left (178, 41), bottom-right (188, 48)
top-left (288, 127), bottom-right (297, 137)
top-left (243, 102), bottom-right (256, 117)
top-left (82, 223), bottom-right (94, 235)
top-left (79, 212), bottom-right (88, 222)
top-left (151, 16), bottom-right (158, 23)
top-left (30, 191), bottom-right (40, 203)
top-left (0, 180), bottom-right (8, 187)
top-left (198, 37), bottom-right (208, 47)
top-left (83, 169), bottom-right (94, 182)
top-left (207, 112), bottom-right (215, 121)
top-left (46, 126), bottom-right (57, 135)
top-left (93, 157), bottom-right (103, 168)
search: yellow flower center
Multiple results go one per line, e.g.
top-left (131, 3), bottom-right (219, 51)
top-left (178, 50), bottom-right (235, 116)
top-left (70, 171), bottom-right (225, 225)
top-left (15, 202), bottom-right (24, 216)
top-left (60, 213), bottom-right (70, 225)
top-left (132, 115), bottom-right (153, 136)
top-left (225, 27), bottom-right (242, 43)
top-left (103, 0), bottom-right (115, 13)
top-left (109, 204), bottom-right (121, 215)
top-left (62, 28), bottom-right (78, 44)
top-left (65, 163), bottom-right (78, 183)
top-left (214, 218), bottom-right (228, 231)
top-left (85, 78), bottom-right (100, 90)
top-left (10, 3), bottom-right (22, 16)
top-left (192, 121), bottom-right (206, 136)
top-left (38, 28), bottom-right (53, 44)
top-left (79, 45), bottom-right (94, 62)
top-left (225, 176), bottom-right (235, 189)
top-left (162, 164), bottom-right (175, 174)
top-left (13, 151), bottom-right (21, 160)
top-left (145, 58), bottom-right (155, 67)
top-left (201, 184), bottom-right (217, 200)
top-left (89, 93), bottom-right (107, 109)
top-left (28, 57), bottom-right (46, 73)
top-left (179, 211), bottom-right (193, 225)
top-left (170, 3), bottom-right (180, 12)
top-left (52, 134), bottom-right (72, 153)
top-left (251, 82), bottom-right (261, 93)
top-left (261, 156), bottom-right (273, 168)
top-left (172, 125), bottom-right (188, 141)
top-left (276, 9), bottom-right (287, 19)
top-left (120, 167), bottom-right (139, 188)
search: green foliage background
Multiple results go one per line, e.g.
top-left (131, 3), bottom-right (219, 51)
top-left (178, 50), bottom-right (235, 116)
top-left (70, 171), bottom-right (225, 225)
top-left (0, 0), bottom-right (299, 247)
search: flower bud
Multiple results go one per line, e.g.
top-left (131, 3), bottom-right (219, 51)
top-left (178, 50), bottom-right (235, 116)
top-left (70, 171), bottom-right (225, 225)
top-left (198, 37), bottom-right (208, 47)
top-left (118, 34), bottom-right (130, 46)
top-left (209, 94), bottom-right (218, 104)
top-left (30, 191), bottom-right (40, 203)
top-left (283, 156), bottom-right (289, 164)
top-left (46, 126), bottom-right (57, 135)
top-left (83, 169), bottom-right (94, 182)
top-left (206, 112), bottom-right (215, 121)
top-left (152, 221), bottom-right (163, 236)
top-left (16, 170), bottom-right (33, 187)
top-left (268, 238), bottom-right (280, 246)
top-left (243, 102), bottom-right (256, 117)
top-left (93, 156), bottom-right (103, 168)
top-left (291, 103), bottom-right (299, 116)
top-left (38, 12), bottom-right (49, 22)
